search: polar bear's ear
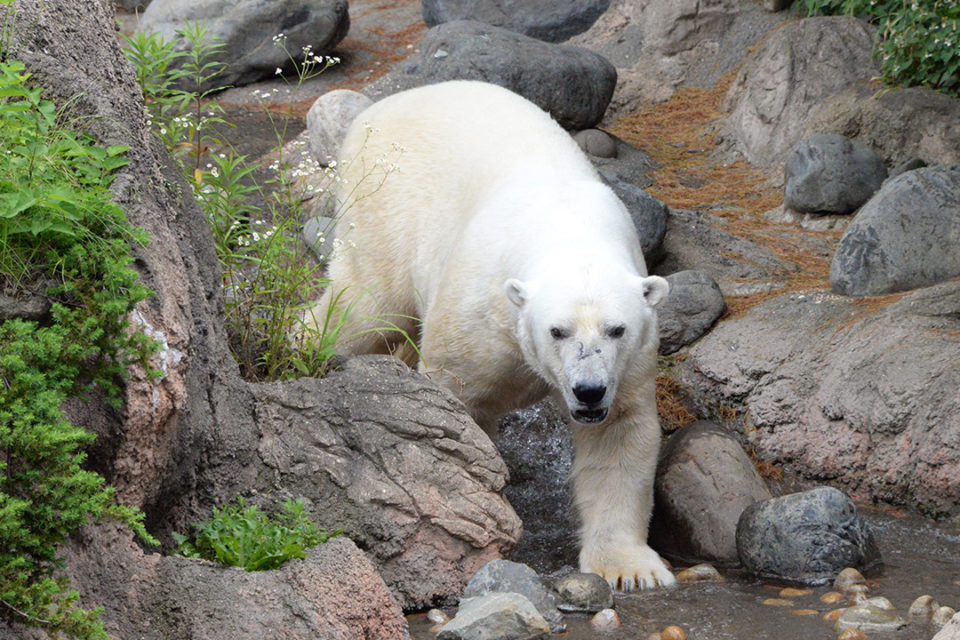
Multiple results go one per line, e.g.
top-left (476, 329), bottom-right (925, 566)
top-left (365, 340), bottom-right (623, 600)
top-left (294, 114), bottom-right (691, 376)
top-left (640, 275), bottom-right (670, 308)
top-left (505, 278), bottom-right (529, 308)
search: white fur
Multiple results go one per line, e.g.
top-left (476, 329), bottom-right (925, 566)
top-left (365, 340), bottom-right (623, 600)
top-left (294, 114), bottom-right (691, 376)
top-left (306, 80), bottom-right (674, 591)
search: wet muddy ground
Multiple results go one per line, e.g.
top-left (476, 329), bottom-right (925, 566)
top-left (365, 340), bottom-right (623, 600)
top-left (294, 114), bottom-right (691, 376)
top-left (409, 510), bottom-right (960, 639)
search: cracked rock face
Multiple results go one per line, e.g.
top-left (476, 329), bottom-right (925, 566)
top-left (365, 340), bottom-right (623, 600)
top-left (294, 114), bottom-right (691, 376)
top-left (676, 282), bottom-right (960, 518)
top-left (248, 356), bottom-right (523, 609)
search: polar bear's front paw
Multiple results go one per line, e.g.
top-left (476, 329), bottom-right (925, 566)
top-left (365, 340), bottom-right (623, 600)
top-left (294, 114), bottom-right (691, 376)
top-left (580, 542), bottom-right (676, 592)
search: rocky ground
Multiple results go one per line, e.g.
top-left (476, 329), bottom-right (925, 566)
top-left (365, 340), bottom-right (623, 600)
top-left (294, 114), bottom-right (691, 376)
top-left (5, 0), bottom-right (960, 638)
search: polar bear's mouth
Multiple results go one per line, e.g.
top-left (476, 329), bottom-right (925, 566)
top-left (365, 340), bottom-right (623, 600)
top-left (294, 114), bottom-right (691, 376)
top-left (572, 408), bottom-right (608, 424)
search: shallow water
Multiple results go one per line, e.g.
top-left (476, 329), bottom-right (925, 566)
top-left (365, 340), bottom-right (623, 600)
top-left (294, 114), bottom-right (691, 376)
top-left (408, 510), bottom-right (960, 639)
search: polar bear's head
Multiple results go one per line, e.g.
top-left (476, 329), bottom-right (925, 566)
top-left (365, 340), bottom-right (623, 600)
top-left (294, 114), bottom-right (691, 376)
top-left (505, 271), bottom-right (669, 425)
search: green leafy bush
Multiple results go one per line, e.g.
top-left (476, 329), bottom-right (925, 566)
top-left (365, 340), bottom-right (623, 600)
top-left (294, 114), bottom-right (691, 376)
top-left (173, 498), bottom-right (340, 571)
top-left (796, 0), bottom-right (960, 97)
top-left (0, 60), bottom-right (158, 639)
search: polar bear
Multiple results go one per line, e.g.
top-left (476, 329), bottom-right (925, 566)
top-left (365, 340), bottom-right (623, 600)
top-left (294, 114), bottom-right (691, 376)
top-left (306, 80), bottom-right (674, 591)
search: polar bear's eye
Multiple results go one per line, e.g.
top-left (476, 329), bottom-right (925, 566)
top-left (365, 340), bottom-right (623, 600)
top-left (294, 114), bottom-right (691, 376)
top-left (607, 325), bottom-right (626, 339)
top-left (550, 327), bottom-right (569, 340)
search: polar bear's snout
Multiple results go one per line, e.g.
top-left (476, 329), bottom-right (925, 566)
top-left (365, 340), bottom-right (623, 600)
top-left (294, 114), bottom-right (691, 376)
top-left (573, 382), bottom-right (606, 405)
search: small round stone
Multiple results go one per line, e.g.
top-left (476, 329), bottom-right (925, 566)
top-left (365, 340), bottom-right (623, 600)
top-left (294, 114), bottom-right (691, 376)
top-left (661, 625), bottom-right (687, 640)
top-left (426, 608), bottom-right (449, 625)
top-left (791, 609), bottom-right (819, 616)
top-left (837, 630), bottom-right (867, 640)
top-left (834, 568), bottom-right (866, 592)
top-left (909, 595), bottom-right (940, 616)
top-left (763, 598), bottom-right (794, 607)
top-left (573, 129), bottom-right (617, 158)
top-left (779, 587), bottom-right (812, 597)
top-left (863, 596), bottom-right (894, 610)
top-left (844, 584), bottom-right (869, 600)
top-left (591, 608), bottom-right (621, 632)
top-left (933, 606), bottom-right (957, 627)
top-left (821, 591), bottom-right (845, 604)
top-left (824, 609), bottom-right (845, 621)
top-left (676, 564), bottom-right (723, 583)
top-left (835, 605), bottom-right (907, 633)
top-left (554, 572), bottom-right (614, 613)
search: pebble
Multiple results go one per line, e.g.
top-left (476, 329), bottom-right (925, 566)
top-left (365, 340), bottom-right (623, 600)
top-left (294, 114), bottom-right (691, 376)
top-left (645, 634), bottom-right (662, 640)
top-left (676, 564), bottom-right (723, 583)
top-left (554, 573), bottom-right (614, 613)
top-left (791, 609), bottom-right (819, 616)
top-left (779, 587), bottom-right (812, 597)
top-left (763, 598), bottom-right (795, 607)
top-left (661, 625), bottom-right (687, 640)
top-left (824, 609), bottom-right (845, 621)
top-left (837, 630), bottom-right (868, 640)
top-left (591, 608), bottom-right (621, 632)
top-left (835, 604), bottom-right (907, 633)
top-left (427, 609), bottom-right (449, 625)
top-left (834, 568), bottom-right (866, 592)
top-left (933, 606), bottom-right (957, 627)
top-left (862, 596), bottom-right (894, 610)
top-left (845, 584), bottom-right (869, 603)
top-left (909, 595), bottom-right (940, 616)
top-left (821, 592), bottom-right (845, 604)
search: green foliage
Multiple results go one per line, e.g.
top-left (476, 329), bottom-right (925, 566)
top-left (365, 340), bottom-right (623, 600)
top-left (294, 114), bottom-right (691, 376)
top-left (796, 0), bottom-right (960, 97)
top-left (173, 498), bottom-right (340, 571)
top-left (0, 60), bottom-right (158, 639)
top-left (125, 23), bottom-right (415, 381)
top-left (122, 22), bottom-right (229, 182)
top-left (878, 1), bottom-right (960, 96)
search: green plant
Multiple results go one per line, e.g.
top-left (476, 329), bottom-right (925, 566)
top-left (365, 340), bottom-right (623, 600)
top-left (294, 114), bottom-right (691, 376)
top-left (878, 1), bottom-right (960, 96)
top-left (173, 498), bottom-right (340, 571)
top-left (796, 0), bottom-right (960, 97)
top-left (0, 60), bottom-right (158, 639)
top-left (126, 25), bottom-right (419, 381)
top-left (122, 21), bottom-right (229, 182)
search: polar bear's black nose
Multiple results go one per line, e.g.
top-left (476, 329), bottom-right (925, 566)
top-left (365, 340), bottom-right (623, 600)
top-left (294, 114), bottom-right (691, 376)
top-left (573, 383), bottom-right (606, 405)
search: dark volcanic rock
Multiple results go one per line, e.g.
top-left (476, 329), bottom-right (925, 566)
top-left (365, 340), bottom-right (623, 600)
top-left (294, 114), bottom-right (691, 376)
top-left (140, 0), bottom-right (350, 90)
top-left (422, 0), bottom-right (610, 43)
top-left (736, 487), bottom-right (881, 585)
top-left (414, 20), bottom-right (617, 130)
top-left (657, 270), bottom-right (726, 354)
top-left (784, 134), bottom-right (887, 215)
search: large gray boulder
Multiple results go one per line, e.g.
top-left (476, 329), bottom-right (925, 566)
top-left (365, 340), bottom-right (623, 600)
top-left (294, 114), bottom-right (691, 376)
top-left (784, 134), bottom-right (887, 215)
top-left (722, 16), bottom-right (879, 167)
top-left (830, 165), bottom-right (960, 296)
top-left (675, 282), bottom-right (960, 518)
top-left (139, 0), bottom-right (349, 90)
top-left (736, 487), bottom-right (881, 585)
top-left (422, 0), bottom-right (609, 43)
top-left (650, 421), bottom-right (772, 565)
top-left (248, 357), bottom-right (523, 610)
top-left (412, 20), bottom-right (617, 130)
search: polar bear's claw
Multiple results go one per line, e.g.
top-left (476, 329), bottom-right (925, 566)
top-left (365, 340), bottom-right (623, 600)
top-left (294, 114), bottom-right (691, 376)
top-left (582, 544), bottom-right (676, 593)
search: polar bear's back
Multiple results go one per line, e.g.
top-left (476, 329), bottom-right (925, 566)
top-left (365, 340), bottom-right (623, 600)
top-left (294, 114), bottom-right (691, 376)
top-left (328, 81), bottom-right (601, 312)
top-left (334, 81), bottom-right (596, 235)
